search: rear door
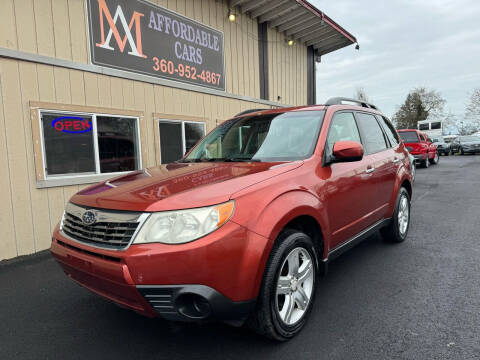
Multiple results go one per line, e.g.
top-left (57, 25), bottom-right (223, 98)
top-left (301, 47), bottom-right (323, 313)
top-left (355, 112), bottom-right (392, 220)
top-left (377, 115), bottom-right (403, 211)
top-left (322, 111), bottom-right (378, 249)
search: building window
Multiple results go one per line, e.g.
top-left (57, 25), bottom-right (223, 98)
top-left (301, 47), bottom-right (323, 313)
top-left (40, 111), bottom-right (141, 178)
top-left (158, 120), bottom-right (206, 163)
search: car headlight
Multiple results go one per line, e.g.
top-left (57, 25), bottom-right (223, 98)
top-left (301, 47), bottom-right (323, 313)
top-left (133, 201), bottom-right (235, 245)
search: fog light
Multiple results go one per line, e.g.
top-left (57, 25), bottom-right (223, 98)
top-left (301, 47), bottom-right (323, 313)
top-left (176, 294), bottom-right (211, 319)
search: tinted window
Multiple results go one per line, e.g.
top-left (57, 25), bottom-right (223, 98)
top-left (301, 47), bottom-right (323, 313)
top-left (419, 123), bottom-right (429, 130)
top-left (159, 122), bottom-right (183, 163)
top-left (97, 116), bottom-right (139, 173)
top-left (431, 122), bottom-right (441, 130)
top-left (399, 131), bottom-right (419, 143)
top-left (356, 113), bottom-right (388, 154)
top-left (185, 122), bottom-right (205, 153)
top-left (41, 114), bottom-right (95, 176)
top-left (326, 112), bottom-right (361, 156)
top-left (378, 116), bottom-right (399, 146)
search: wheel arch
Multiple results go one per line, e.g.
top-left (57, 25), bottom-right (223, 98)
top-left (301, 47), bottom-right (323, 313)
top-left (249, 190), bottom-right (329, 297)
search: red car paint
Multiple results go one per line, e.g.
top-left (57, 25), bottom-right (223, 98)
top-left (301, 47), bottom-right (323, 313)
top-left (398, 129), bottom-right (437, 162)
top-left (51, 104), bottom-right (413, 319)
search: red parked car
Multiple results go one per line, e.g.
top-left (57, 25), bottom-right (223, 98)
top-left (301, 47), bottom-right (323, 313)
top-left (51, 98), bottom-right (414, 340)
top-left (398, 129), bottom-right (439, 168)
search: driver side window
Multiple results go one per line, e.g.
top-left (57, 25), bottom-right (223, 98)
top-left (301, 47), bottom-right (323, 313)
top-left (326, 112), bottom-right (361, 157)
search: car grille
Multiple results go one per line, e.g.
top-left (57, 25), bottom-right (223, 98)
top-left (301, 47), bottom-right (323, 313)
top-left (61, 203), bottom-right (147, 249)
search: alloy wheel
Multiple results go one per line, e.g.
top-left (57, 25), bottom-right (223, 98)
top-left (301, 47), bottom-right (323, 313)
top-left (275, 247), bottom-right (314, 326)
top-left (398, 195), bottom-right (410, 236)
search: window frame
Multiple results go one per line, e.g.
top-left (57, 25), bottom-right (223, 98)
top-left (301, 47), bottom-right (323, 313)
top-left (155, 115), bottom-right (207, 164)
top-left (353, 111), bottom-right (390, 155)
top-left (376, 115), bottom-right (400, 148)
top-left (37, 108), bottom-right (142, 182)
top-left (323, 110), bottom-right (364, 165)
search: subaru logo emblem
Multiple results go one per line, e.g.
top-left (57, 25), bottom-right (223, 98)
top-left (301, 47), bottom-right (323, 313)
top-left (82, 210), bottom-right (97, 225)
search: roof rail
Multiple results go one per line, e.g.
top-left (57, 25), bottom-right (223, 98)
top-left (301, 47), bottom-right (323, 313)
top-left (325, 97), bottom-right (378, 110)
top-left (235, 109), bottom-right (268, 117)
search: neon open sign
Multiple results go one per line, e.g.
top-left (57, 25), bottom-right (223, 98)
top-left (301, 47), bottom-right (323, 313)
top-left (51, 116), bottom-right (92, 133)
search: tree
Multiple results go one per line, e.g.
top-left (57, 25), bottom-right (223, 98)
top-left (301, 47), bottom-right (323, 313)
top-left (393, 87), bottom-right (446, 129)
top-left (457, 120), bottom-right (479, 135)
top-left (465, 88), bottom-right (480, 126)
top-left (354, 87), bottom-right (370, 103)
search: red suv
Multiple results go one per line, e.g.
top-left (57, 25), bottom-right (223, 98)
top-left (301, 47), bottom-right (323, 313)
top-left (51, 98), bottom-right (414, 340)
top-left (398, 129), bottom-right (439, 168)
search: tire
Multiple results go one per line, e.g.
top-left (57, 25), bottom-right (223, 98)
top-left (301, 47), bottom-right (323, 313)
top-left (421, 157), bottom-right (429, 168)
top-left (460, 147), bottom-right (464, 155)
top-left (429, 151), bottom-right (439, 165)
top-left (381, 187), bottom-right (411, 243)
top-left (444, 151), bottom-right (449, 156)
top-left (247, 230), bottom-right (318, 341)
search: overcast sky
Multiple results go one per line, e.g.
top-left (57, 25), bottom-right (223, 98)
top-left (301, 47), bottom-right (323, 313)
top-left (312, 0), bottom-right (480, 118)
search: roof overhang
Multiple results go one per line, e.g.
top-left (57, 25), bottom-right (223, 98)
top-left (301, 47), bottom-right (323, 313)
top-left (230, 0), bottom-right (357, 57)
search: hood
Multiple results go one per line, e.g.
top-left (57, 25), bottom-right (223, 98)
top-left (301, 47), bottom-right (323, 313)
top-left (462, 140), bottom-right (480, 145)
top-left (70, 161), bottom-right (303, 212)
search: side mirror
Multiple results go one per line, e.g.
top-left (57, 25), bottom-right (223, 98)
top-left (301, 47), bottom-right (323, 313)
top-left (331, 141), bottom-right (364, 163)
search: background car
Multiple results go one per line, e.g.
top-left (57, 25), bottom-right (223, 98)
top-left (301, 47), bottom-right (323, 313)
top-left (451, 135), bottom-right (480, 155)
top-left (408, 153), bottom-right (416, 183)
top-left (432, 136), bottom-right (452, 156)
top-left (398, 129), bottom-right (439, 168)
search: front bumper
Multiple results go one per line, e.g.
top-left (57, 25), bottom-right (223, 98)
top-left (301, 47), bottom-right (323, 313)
top-left (50, 220), bottom-right (268, 322)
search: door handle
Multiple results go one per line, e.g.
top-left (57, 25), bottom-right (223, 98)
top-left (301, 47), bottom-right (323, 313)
top-left (393, 158), bottom-right (400, 164)
top-left (365, 167), bottom-right (375, 174)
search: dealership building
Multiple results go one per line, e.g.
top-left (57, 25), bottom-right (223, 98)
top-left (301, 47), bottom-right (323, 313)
top-left (0, 0), bottom-right (356, 260)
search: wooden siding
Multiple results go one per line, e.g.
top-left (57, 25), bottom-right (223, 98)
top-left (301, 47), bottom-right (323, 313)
top-left (0, 0), bottom-right (310, 259)
top-left (0, 0), bottom-right (307, 105)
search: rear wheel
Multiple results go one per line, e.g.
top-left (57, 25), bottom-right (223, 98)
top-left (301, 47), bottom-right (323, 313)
top-left (381, 187), bottom-right (411, 243)
top-left (460, 147), bottom-right (465, 155)
top-left (429, 151), bottom-right (439, 164)
top-left (247, 230), bottom-right (318, 341)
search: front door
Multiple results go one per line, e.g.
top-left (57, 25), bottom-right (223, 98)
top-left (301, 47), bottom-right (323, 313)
top-left (322, 111), bottom-right (379, 250)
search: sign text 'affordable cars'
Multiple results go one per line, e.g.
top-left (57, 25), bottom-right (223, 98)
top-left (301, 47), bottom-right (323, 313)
top-left (87, 0), bottom-right (225, 91)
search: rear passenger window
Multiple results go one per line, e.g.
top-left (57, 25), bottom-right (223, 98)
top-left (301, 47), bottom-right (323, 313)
top-left (356, 113), bottom-right (388, 154)
top-left (326, 112), bottom-right (361, 156)
top-left (378, 116), bottom-right (399, 147)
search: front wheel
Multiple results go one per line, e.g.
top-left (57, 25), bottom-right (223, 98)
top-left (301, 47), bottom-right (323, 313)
top-left (247, 230), bottom-right (318, 341)
top-left (381, 187), bottom-right (411, 243)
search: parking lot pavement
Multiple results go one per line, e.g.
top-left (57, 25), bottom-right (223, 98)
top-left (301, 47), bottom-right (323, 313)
top-left (1, 155), bottom-right (480, 360)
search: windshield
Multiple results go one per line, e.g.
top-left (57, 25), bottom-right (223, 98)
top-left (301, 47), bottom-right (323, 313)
top-left (399, 131), bottom-right (419, 143)
top-left (432, 137), bottom-right (442, 143)
top-left (183, 110), bottom-right (325, 162)
top-left (460, 136), bottom-right (480, 142)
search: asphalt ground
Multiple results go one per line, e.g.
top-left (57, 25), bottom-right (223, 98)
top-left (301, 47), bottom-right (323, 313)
top-left (1, 155), bottom-right (479, 360)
